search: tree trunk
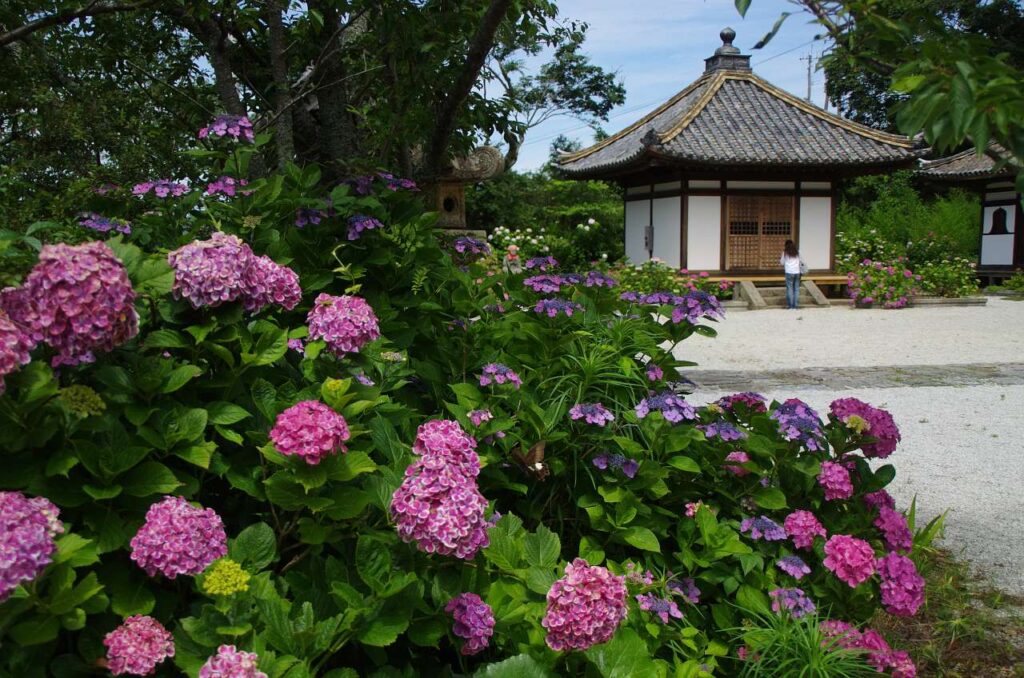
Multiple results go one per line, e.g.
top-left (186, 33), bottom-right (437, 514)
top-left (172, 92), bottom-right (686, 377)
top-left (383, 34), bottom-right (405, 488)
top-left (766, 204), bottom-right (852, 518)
top-left (266, 0), bottom-right (295, 170)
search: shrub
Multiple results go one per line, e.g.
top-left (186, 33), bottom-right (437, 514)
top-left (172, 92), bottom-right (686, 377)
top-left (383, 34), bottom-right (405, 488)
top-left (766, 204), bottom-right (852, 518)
top-left (915, 258), bottom-right (979, 298)
top-left (612, 259), bottom-right (735, 299)
top-left (0, 119), bottom-right (921, 676)
top-left (847, 259), bottom-right (922, 308)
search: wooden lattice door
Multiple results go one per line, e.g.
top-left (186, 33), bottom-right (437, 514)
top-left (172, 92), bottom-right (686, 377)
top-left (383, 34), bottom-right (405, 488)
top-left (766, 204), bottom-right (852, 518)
top-left (726, 195), bottom-right (795, 270)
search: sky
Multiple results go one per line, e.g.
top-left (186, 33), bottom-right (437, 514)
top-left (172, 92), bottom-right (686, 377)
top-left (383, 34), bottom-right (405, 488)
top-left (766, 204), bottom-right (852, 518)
top-left (513, 0), bottom-right (830, 171)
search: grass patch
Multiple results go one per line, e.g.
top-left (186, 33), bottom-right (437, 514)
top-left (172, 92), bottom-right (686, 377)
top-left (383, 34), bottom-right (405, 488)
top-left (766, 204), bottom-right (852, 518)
top-left (873, 546), bottom-right (1024, 676)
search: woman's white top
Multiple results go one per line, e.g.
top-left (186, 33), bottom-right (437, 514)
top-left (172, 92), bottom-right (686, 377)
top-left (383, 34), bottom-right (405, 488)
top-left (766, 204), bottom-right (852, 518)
top-left (780, 254), bottom-right (802, 275)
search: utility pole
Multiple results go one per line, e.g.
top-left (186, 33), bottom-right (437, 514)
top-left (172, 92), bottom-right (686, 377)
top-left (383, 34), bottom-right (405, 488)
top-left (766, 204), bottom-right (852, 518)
top-left (800, 53), bottom-right (813, 102)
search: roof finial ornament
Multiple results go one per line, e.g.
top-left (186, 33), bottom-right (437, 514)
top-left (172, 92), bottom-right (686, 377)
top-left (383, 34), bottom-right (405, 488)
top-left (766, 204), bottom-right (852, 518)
top-left (716, 27), bottom-right (740, 55)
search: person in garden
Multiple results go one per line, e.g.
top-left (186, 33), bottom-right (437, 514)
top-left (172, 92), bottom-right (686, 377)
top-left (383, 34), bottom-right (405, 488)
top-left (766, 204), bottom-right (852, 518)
top-left (780, 239), bottom-right (807, 310)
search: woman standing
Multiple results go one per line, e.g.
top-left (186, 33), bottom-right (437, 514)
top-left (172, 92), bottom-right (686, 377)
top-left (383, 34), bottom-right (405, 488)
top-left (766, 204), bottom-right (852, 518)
top-left (780, 240), bottom-right (806, 310)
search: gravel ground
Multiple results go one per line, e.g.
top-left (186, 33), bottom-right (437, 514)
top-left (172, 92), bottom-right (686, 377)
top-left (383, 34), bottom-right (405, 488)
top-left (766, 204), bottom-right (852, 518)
top-left (673, 299), bottom-right (1024, 595)
top-left (680, 297), bottom-right (1024, 370)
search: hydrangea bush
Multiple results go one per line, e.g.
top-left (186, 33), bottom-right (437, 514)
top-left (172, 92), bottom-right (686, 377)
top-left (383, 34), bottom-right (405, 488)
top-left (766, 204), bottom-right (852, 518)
top-left (0, 120), bottom-right (932, 677)
top-left (847, 258), bottom-right (923, 308)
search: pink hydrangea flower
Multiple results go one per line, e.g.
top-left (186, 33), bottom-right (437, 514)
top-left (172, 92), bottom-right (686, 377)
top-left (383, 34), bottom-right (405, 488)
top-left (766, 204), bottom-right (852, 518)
top-left (818, 461), bottom-right (854, 501)
top-left (874, 506), bottom-right (912, 552)
top-left (723, 450), bottom-right (751, 475)
top-left (823, 535), bottom-right (876, 587)
top-left (307, 293), bottom-right (381, 357)
top-left (876, 552), bottom-right (925, 616)
top-left (1, 241), bottom-right (137, 366)
top-left (103, 615), bottom-right (175, 676)
top-left (784, 510), bottom-right (827, 550)
top-left (206, 176), bottom-right (250, 197)
top-left (863, 489), bottom-right (896, 512)
top-left (0, 310), bottom-right (33, 393)
top-left (130, 496), bottom-right (227, 578)
top-left (646, 364), bottom-right (663, 381)
top-left (270, 401), bottom-right (350, 464)
top-left (199, 115), bottom-right (254, 143)
top-left (168, 233), bottom-right (254, 308)
top-left (242, 255), bottom-right (302, 313)
top-left (830, 397), bottom-right (901, 458)
top-left (199, 644), bottom-right (267, 678)
top-left (0, 492), bottom-right (63, 600)
top-left (445, 592), bottom-right (494, 655)
top-left (478, 363), bottom-right (522, 388)
top-left (390, 420), bottom-right (489, 559)
top-left (542, 558), bottom-right (628, 651)
top-left (467, 409), bottom-right (493, 427)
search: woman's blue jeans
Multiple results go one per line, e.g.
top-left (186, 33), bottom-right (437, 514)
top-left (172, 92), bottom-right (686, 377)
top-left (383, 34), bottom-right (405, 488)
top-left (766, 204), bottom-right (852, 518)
top-left (785, 273), bottom-right (801, 309)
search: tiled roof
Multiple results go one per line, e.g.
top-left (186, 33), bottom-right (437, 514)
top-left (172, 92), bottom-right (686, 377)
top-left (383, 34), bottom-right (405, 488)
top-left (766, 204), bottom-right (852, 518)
top-left (917, 143), bottom-right (1016, 180)
top-left (557, 71), bottom-right (919, 177)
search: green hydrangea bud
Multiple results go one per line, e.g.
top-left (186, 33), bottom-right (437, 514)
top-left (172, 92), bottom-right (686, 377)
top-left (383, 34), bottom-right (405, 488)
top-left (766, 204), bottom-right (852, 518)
top-left (201, 558), bottom-right (251, 596)
top-left (59, 385), bottom-right (106, 417)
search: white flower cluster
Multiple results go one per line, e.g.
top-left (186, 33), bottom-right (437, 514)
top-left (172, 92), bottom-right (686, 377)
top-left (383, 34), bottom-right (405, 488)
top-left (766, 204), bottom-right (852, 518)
top-left (489, 225), bottom-right (552, 255)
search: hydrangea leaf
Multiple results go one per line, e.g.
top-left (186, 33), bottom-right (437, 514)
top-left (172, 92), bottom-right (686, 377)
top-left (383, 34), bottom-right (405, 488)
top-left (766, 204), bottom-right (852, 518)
top-left (621, 526), bottom-right (660, 552)
top-left (121, 462), bottom-right (181, 497)
top-left (230, 522), bottom-right (277, 570)
top-left (584, 628), bottom-right (659, 678)
top-left (754, 487), bottom-right (788, 510)
top-left (475, 654), bottom-right (557, 677)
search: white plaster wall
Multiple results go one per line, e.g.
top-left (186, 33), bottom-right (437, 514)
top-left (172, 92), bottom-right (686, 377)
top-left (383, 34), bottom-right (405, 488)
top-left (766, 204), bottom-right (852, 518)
top-left (687, 195), bottom-right (721, 270)
top-left (625, 200), bottom-right (650, 264)
top-left (652, 197), bottom-right (681, 268)
top-left (799, 196), bottom-right (832, 270)
top-left (982, 205), bottom-right (1016, 266)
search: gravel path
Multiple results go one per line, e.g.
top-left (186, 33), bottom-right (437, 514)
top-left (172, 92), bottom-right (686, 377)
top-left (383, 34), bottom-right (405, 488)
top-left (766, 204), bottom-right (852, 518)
top-left (674, 299), bottom-right (1024, 595)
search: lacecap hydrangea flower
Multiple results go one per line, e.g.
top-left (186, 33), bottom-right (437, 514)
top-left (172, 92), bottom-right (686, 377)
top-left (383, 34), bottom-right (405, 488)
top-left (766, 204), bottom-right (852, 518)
top-left (202, 559), bottom-right (251, 596)
top-left (445, 592), bottom-right (494, 655)
top-left (723, 451), bottom-right (751, 476)
top-left (784, 510), bottom-right (827, 550)
top-left (1, 241), bottom-right (138, 366)
top-left (270, 401), bottom-right (350, 465)
top-left (698, 421), bottom-right (747, 441)
top-left (80, 213), bottom-right (132, 235)
top-left (307, 293), bottom-right (381, 357)
top-left (347, 214), bottom-right (384, 240)
top-left (636, 593), bottom-right (683, 624)
top-left (635, 390), bottom-right (697, 423)
top-left (479, 363), bottom-right (522, 388)
top-left (715, 391), bottom-right (767, 413)
top-left (199, 114), bottom-right (255, 142)
top-left (740, 516), bottom-right (787, 542)
top-left (199, 644), bottom-right (267, 678)
top-left (584, 270), bottom-right (616, 288)
top-left (818, 461), bottom-right (854, 501)
top-left (0, 492), bottom-right (63, 600)
top-left (875, 506), bottom-right (913, 552)
top-left (130, 496), bottom-right (227, 578)
top-left (467, 409), bottom-right (493, 427)
top-left (525, 256), bottom-right (558, 271)
top-left (206, 176), bottom-right (249, 197)
top-left (534, 298), bottom-right (582, 317)
top-left (667, 577), bottom-right (701, 604)
top-left (104, 615), bottom-right (175, 676)
top-left (823, 534), bottom-right (876, 587)
top-left (777, 555), bottom-right (811, 579)
top-left (830, 397), bottom-right (902, 458)
top-left (0, 310), bottom-right (33, 394)
top-left (132, 179), bottom-right (187, 198)
top-left (390, 419), bottom-right (490, 559)
top-left (770, 398), bottom-right (825, 450)
top-left (542, 558), bottom-right (628, 651)
top-left (591, 453), bottom-right (639, 478)
top-left (770, 587), bottom-right (816, 618)
top-left (523, 274), bottom-right (566, 293)
top-left (876, 552), bottom-right (925, 616)
top-left (569, 402), bottom-right (614, 426)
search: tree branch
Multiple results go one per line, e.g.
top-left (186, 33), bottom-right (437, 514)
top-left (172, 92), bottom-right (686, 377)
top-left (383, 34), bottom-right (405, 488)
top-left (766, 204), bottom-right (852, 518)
top-left (0, 0), bottom-right (156, 48)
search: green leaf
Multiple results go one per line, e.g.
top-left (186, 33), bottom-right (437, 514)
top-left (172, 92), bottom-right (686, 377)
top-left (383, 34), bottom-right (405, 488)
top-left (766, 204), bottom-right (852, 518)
top-left (230, 522), bottom-right (276, 570)
top-left (578, 535), bottom-right (605, 565)
top-left (358, 600), bottom-right (410, 647)
top-left (9, 616), bottom-right (60, 646)
top-left (484, 514), bottom-right (524, 571)
top-left (475, 654), bottom-right (556, 678)
top-left (621, 526), bottom-right (660, 552)
top-left (164, 408), bottom-right (208, 446)
top-left (251, 379), bottom-right (278, 421)
top-left (585, 628), bottom-right (658, 678)
top-left (407, 617), bottom-right (446, 647)
top-left (369, 416), bottom-right (407, 467)
top-left (143, 329), bottom-right (190, 349)
top-left (161, 365), bottom-right (203, 393)
top-left (111, 578), bottom-right (156, 617)
top-left (134, 258), bottom-right (175, 296)
top-left (50, 572), bottom-right (105, 615)
top-left (753, 487), bottom-right (788, 510)
top-left (736, 584), bottom-right (770, 615)
top-left (328, 451), bottom-right (378, 482)
top-left (667, 456), bottom-right (700, 473)
top-left (243, 325), bottom-right (288, 366)
top-left (207, 402), bottom-right (252, 425)
top-left (121, 461), bottom-right (182, 496)
top-left (54, 534), bottom-right (99, 567)
top-left (356, 535), bottom-right (392, 592)
top-left (525, 566), bottom-right (558, 595)
top-left (523, 525), bottom-right (560, 569)
top-left (734, 0), bottom-right (752, 18)
top-left (175, 441), bottom-right (216, 469)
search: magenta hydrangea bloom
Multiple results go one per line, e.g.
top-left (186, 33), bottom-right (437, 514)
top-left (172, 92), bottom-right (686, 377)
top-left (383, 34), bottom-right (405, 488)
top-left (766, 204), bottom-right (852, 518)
top-left (103, 615), bottom-right (175, 676)
top-left (636, 593), bottom-right (683, 624)
top-left (542, 558), bottom-right (628, 651)
top-left (307, 293), bottom-right (381, 357)
top-left (1, 241), bottom-right (137, 366)
top-left (874, 506), bottom-right (912, 552)
top-left (770, 587), bottom-right (816, 618)
top-left (740, 516), bottom-right (787, 541)
top-left (777, 555), bottom-right (811, 579)
top-left (199, 114), bottom-right (254, 143)
top-left (716, 391), bottom-right (768, 413)
top-left (863, 489), bottom-right (896, 512)
top-left (784, 510), bottom-right (827, 550)
top-left (876, 552), bottom-right (925, 616)
top-left (467, 409), bottom-right (493, 427)
top-left (479, 363), bottom-right (522, 388)
top-left (818, 461), bottom-right (854, 501)
top-left (242, 255), bottom-right (302, 313)
top-left (168, 233), bottom-right (254, 308)
top-left (888, 650), bottom-right (917, 678)
top-left (270, 401), bottom-right (350, 465)
top-left (569, 402), bottom-right (614, 426)
top-left (0, 310), bottom-right (33, 394)
top-left (723, 451), bottom-right (751, 476)
top-left (0, 492), bottom-right (63, 600)
top-left (823, 535), bottom-right (876, 587)
top-left (199, 644), bottom-right (267, 678)
top-left (445, 592), bottom-right (494, 655)
top-left (830, 397), bottom-right (902, 458)
top-left (390, 420), bottom-right (489, 559)
top-left (130, 496), bottom-right (227, 578)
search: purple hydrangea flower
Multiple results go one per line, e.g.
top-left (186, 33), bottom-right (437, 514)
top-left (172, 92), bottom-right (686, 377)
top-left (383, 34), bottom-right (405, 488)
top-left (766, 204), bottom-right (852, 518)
top-left (523, 274), bottom-right (565, 293)
top-left (355, 373), bottom-right (375, 386)
top-left (467, 409), bottom-right (493, 427)
top-left (445, 593), bottom-right (494, 655)
top-left (770, 398), bottom-right (825, 451)
top-left (270, 401), bottom-right (350, 464)
top-left (698, 421), bottom-right (747, 441)
top-left (295, 207), bottom-right (323, 228)
top-left (777, 555), bottom-right (811, 579)
top-left (635, 390), bottom-right (697, 423)
top-left (79, 213), bottom-right (132, 235)
top-left (525, 256), bottom-right (558, 271)
top-left (0, 310), bottom-right (33, 394)
top-left (206, 176), bottom-right (249, 197)
top-left (667, 577), bottom-right (701, 604)
top-left (347, 214), bottom-right (384, 241)
top-left (819, 461), bottom-right (854, 501)
top-left (875, 507), bottom-right (913, 552)
top-left (378, 171), bottom-right (419, 191)
top-left (591, 453), bottom-right (639, 478)
top-left (542, 559), bottom-right (628, 651)
top-left (287, 339), bottom-right (304, 352)
top-left (479, 363), bottom-right (522, 388)
top-left (534, 298), bottom-right (583, 317)
top-left (133, 179), bottom-right (187, 198)
top-left (241, 255), bottom-right (302, 313)
top-left (0, 492), bottom-right (63, 600)
top-left (876, 552), bottom-right (925, 616)
top-left (584, 270), bottom-right (617, 288)
top-left (130, 496), bottom-right (227, 578)
top-left (770, 587), bottom-right (816, 618)
top-left (636, 593), bottom-right (683, 624)
top-left (740, 516), bottom-right (787, 541)
top-left (307, 293), bottom-right (381, 357)
top-left (453, 236), bottom-right (490, 256)
top-left (104, 615), bottom-right (175, 676)
top-left (2, 241), bottom-right (137, 366)
top-left (199, 645), bottom-right (266, 678)
top-left (863, 489), bottom-right (897, 512)
top-left (670, 290), bottom-right (725, 324)
top-left (198, 114), bottom-right (254, 143)
top-left (412, 420), bottom-right (480, 474)
top-left (646, 364), bottom-right (663, 381)
top-left (723, 450), bottom-right (752, 476)
top-left (569, 402), bottom-right (614, 426)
